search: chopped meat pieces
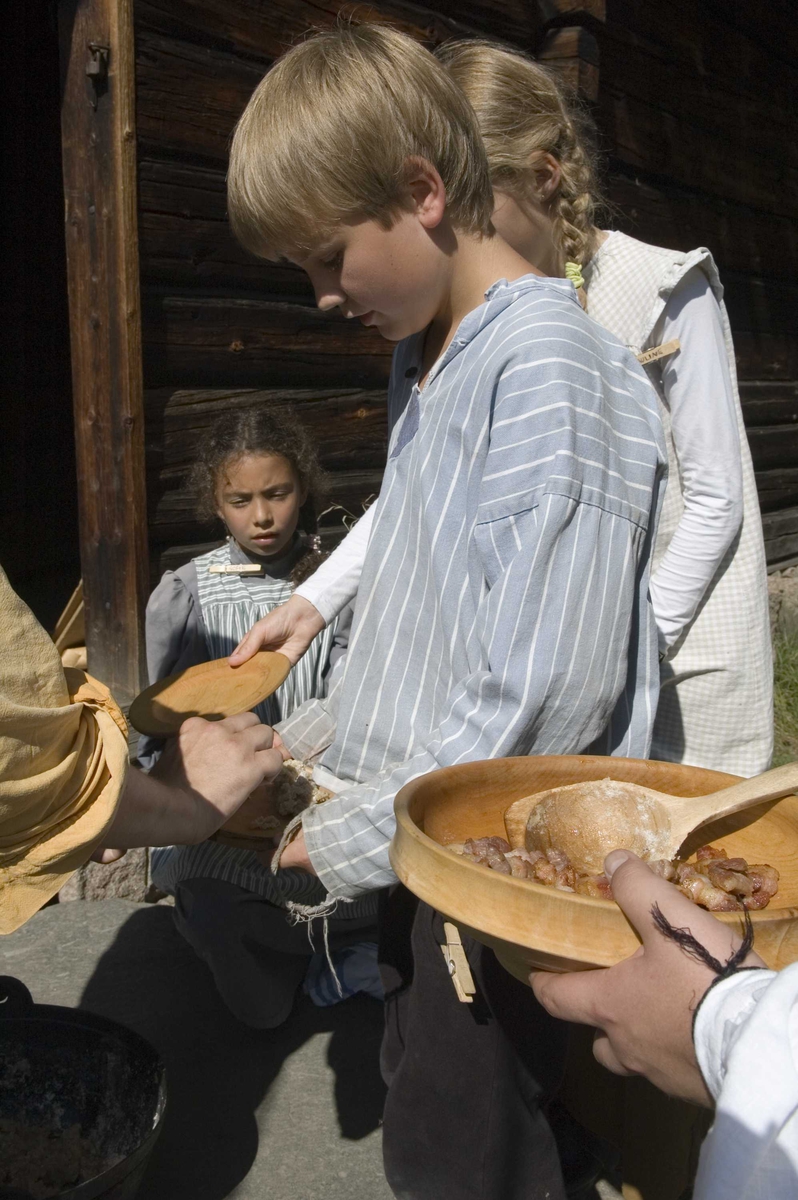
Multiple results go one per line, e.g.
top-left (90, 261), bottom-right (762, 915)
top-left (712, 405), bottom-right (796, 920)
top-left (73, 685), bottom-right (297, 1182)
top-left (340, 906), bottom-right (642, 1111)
top-left (575, 874), bottom-right (613, 900)
top-left (743, 864), bottom-right (780, 910)
top-left (448, 838), bottom-right (779, 912)
top-left (695, 844), bottom-right (728, 863)
top-left (461, 837), bottom-right (512, 874)
top-left (674, 863), bottom-right (743, 912)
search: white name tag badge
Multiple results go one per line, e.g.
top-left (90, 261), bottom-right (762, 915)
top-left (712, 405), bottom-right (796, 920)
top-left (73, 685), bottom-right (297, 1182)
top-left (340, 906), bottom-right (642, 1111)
top-left (208, 563), bottom-right (264, 576)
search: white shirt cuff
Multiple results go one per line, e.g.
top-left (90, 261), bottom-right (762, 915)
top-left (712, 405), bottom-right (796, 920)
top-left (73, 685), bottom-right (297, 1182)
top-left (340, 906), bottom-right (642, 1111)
top-left (694, 969), bottom-right (776, 1100)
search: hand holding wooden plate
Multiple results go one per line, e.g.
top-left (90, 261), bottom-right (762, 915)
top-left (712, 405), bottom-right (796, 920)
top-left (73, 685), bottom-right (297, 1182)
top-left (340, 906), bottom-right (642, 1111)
top-left (129, 651), bottom-right (291, 736)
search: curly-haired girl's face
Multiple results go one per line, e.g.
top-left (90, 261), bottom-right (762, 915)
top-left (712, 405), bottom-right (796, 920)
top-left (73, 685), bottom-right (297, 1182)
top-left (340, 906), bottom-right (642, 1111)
top-left (216, 452), bottom-right (306, 559)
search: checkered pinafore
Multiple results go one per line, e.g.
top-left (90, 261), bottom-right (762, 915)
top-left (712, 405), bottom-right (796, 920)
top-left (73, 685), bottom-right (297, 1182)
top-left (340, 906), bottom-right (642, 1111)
top-left (583, 232), bottom-right (773, 776)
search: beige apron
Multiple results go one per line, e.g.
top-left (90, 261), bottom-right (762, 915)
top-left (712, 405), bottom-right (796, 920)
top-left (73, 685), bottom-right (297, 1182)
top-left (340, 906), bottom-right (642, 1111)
top-left (583, 232), bottom-right (773, 776)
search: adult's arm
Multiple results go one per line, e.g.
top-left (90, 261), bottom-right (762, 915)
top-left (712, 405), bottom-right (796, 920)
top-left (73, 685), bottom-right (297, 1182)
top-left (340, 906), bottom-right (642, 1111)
top-left (530, 852), bottom-right (798, 1200)
top-left (529, 851), bottom-right (765, 1104)
top-left (648, 268), bottom-right (744, 651)
top-left (691, 964), bottom-right (798, 1200)
top-left (229, 507), bottom-right (374, 666)
top-left (103, 712), bottom-right (283, 849)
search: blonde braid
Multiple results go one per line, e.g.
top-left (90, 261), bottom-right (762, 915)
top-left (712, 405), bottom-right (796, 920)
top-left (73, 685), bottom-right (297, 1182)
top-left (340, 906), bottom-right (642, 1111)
top-left (549, 129), bottom-right (597, 305)
top-left (439, 39), bottom-right (604, 306)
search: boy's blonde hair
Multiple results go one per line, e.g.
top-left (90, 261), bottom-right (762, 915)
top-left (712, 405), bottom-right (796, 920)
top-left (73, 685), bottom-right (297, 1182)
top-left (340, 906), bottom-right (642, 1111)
top-left (228, 23), bottom-right (494, 259)
top-left (437, 40), bottom-right (603, 270)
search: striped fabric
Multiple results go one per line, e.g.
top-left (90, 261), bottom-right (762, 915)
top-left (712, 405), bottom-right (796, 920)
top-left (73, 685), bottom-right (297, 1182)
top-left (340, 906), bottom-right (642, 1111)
top-left (150, 541), bottom-right (378, 919)
top-left (281, 275), bottom-right (667, 900)
top-left (195, 542), bottom-right (338, 726)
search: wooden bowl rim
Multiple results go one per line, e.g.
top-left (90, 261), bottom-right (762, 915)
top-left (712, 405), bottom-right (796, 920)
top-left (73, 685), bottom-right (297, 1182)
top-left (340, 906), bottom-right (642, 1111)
top-left (393, 755), bottom-right (796, 934)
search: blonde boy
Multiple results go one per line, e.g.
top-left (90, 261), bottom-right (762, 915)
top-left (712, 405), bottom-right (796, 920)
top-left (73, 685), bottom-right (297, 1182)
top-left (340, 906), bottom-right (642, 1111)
top-left (229, 23), bottom-right (665, 1200)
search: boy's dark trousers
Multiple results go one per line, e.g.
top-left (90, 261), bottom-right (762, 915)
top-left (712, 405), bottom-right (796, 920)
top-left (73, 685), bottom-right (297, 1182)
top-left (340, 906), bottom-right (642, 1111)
top-left (378, 886), bottom-right (568, 1200)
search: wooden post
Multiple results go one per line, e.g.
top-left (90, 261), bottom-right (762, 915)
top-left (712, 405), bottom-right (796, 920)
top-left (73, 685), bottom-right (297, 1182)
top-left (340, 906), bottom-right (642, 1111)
top-left (59, 0), bottom-right (148, 708)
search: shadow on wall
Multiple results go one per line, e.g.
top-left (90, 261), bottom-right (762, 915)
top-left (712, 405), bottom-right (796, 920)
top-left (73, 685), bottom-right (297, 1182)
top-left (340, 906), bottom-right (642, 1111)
top-left (77, 905), bottom-right (386, 1200)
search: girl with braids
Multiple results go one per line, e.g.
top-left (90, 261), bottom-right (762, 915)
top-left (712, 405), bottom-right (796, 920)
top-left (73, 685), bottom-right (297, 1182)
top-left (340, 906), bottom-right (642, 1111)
top-left (439, 39), bottom-right (772, 777)
top-left (142, 406), bottom-right (381, 1027)
top-left (239, 41), bottom-right (771, 780)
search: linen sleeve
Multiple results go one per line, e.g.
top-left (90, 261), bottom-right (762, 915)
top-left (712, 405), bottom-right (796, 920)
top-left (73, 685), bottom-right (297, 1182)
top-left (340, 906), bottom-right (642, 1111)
top-left (301, 492), bottom-right (649, 898)
top-left (294, 506), bottom-right (375, 624)
top-left (648, 268), bottom-right (743, 650)
top-left (692, 964), bottom-right (798, 1200)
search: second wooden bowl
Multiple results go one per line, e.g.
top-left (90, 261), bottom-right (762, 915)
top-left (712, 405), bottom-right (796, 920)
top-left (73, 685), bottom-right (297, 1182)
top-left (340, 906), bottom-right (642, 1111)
top-left (390, 755), bottom-right (798, 981)
top-left (129, 651), bottom-right (291, 736)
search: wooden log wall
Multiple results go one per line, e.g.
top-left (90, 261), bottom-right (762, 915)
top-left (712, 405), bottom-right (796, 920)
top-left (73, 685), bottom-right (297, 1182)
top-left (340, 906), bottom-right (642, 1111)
top-left (595, 0), bottom-right (798, 567)
top-left (134, 0), bottom-right (798, 577)
top-left (134, 0), bottom-right (561, 575)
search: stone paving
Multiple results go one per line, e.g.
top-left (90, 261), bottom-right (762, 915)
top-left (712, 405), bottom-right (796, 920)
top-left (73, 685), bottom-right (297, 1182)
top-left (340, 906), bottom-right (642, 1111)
top-left (0, 899), bottom-right (393, 1200)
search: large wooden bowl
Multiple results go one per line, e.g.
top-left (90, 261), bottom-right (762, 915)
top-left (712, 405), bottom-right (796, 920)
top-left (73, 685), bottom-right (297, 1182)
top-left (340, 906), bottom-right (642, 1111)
top-left (391, 755), bottom-right (798, 981)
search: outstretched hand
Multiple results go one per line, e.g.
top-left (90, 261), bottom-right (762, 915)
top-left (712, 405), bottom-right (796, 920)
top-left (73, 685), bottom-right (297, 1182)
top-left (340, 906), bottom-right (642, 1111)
top-left (530, 850), bottom-right (765, 1105)
top-left (228, 594), bottom-right (325, 667)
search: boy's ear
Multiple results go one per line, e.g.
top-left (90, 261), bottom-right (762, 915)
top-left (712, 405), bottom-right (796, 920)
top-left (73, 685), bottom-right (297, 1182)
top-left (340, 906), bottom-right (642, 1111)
top-left (531, 153), bottom-right (562, 203)
top-left (403, 157), bottom-right (447, 230)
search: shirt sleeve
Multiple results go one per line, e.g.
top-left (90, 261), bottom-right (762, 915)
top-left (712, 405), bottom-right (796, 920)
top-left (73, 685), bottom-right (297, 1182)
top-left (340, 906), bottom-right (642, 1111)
top-left (294, 506), bottom-right (375, 623)
top-left (648, 268), bottom-right (744, 650)
top-left (138, 567), bottom-right (207, 770)
top-left (693, 964), bottom-right (798, 1200)
top-left (144, 566), bottom-right (207, 685)
top-left (301, 492), bottom-right (649, 898)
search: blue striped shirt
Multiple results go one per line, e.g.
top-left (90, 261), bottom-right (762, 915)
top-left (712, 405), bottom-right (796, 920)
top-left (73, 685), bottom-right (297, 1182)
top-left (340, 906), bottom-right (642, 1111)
top-left (283, 276), bottom-right (667, 899)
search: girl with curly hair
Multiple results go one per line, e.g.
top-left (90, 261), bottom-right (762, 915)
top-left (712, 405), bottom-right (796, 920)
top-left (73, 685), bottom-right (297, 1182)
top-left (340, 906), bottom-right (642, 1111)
top-left (143, 405), bottom-right (380, 1027)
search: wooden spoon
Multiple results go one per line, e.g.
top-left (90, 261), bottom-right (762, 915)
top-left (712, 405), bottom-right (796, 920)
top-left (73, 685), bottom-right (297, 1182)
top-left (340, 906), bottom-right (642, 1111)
top-left (503, 763), bottom-right (798, 875)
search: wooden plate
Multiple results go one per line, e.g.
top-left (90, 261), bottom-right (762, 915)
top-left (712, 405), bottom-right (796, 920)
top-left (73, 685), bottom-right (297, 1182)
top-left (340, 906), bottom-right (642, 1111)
top-left (391, 755), bottom-right (798, 981)
top-left (129, 651), bottom-right (291, 736)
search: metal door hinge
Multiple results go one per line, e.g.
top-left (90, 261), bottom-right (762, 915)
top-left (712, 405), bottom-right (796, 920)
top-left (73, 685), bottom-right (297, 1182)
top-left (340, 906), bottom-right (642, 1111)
top-left (86, 42), bottom-right (110, 108)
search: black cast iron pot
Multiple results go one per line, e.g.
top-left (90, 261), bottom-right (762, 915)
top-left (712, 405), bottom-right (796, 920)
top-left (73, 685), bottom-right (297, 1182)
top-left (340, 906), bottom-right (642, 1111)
top-left (0, 977), bottom-right (166, 1200)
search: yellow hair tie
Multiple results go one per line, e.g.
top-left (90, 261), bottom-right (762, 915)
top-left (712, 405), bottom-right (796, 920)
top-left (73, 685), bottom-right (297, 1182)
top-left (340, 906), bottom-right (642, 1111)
top-left (565, 261), bottom-right (585, 290)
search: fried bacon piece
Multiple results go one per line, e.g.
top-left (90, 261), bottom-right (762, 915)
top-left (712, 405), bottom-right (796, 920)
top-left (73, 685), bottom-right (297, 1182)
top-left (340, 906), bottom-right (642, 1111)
top-left (673, 862), bottom-right (743, 912)
top-left (704, 862), bottom-right (754, 897)
top-left (743, 864), bottom-right (780, 910)
top-left (695, 844), bottom-right (728, 863)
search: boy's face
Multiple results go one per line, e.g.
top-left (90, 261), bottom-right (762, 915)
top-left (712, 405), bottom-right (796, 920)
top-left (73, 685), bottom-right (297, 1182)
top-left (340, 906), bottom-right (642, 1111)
top-left (290, 208), bottom-right (450, 343)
